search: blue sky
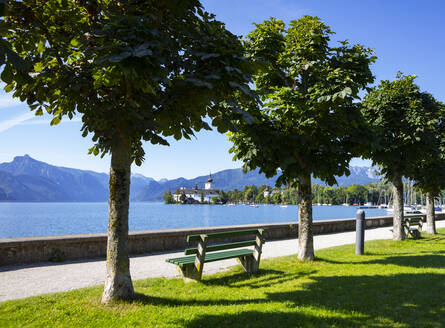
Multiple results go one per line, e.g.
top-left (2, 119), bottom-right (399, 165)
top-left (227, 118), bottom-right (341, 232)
top-left (0, 0), bottom-right (444, 180)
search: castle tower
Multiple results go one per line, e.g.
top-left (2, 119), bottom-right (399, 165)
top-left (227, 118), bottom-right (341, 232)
top-left (205, 173), bottom-right (213, 190)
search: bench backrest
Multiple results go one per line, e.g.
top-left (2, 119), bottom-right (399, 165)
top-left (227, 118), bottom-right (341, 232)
top-left (184, 228), bottom-right (265, 255)
top-left (404, 217), bottom-right (423, 226)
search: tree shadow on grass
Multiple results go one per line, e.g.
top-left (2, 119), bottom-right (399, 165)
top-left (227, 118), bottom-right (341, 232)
top-left (201, 269), bottom-right (317, 289)
top-left (320, 254), bottom-right (445, 269)
top-left (183, 273), bottom-right (445, 328)
top-left (133, 292), bottom-right (268, 307)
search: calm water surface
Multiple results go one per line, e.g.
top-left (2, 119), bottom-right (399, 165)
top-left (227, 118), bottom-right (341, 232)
top-left (0, 202), bottom-right (389, 238)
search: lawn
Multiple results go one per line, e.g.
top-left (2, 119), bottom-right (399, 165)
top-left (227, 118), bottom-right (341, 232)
top-left (1, 230), bottom-right (445, 328)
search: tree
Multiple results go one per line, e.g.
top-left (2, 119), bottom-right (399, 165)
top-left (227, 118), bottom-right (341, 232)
top-left (272, 191), bottom-right (282, 204)
top-left (346, 184), bottom-right (367, 205)
top-left (411, 96), bottom-right (445, 234)
top-left (179, 192), bottom-right (187, 203)
top-left (229, 16), bottom-right (375, 260)
top-left (362, 74), bottom-right (439, 240)
top-left (200, 192), bottom-right (205, 204)
top-left (243, 185), bottom-right (258, 203)
top-left (255, 192), bottom-right (265, 203)
top-left (163, 190), bottom-right (175, 204)
top-left (219, 190), bottom-right (228, 204)
top-left (0, 1), bottom-right (30, 82)
top-left (3, 0), bottom-right (254, 303)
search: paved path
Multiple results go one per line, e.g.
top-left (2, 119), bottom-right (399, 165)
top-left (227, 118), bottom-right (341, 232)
top-left (1, 221), bottom-right (444, 302)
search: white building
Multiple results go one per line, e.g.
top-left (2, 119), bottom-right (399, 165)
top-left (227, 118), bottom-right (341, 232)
top-left (263, 186), bottom-right (279, 198)
top-left (174, 174), bottom-right (219, 203)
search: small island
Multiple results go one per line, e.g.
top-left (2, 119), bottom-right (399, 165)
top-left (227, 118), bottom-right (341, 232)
top-left (164, 174), bottom-right (220, 204)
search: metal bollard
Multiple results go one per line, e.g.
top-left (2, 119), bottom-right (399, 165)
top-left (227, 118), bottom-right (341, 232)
top-left (356, 210), bottom-right (365, 255)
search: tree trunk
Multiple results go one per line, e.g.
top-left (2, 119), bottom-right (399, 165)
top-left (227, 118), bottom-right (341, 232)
top-left (298, 173), bottom-right (314, 261)
top-left (102, 136), bottom-right (134, 304)
top-left (426, 192), bottom-right (437, 234)
top-left (392, 175), bottom-right (405, 241)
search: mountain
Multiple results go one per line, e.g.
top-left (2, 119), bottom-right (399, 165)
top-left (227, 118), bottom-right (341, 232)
top-left (0, 155), bottom-right (381, 202)
top-left (0, 155), bottom-right (154, 201)
top-left (332, 166), bottom-right (380, 186)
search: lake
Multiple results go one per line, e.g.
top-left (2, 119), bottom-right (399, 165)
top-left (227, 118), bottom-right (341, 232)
top-left (0, 202), bottom-right (389, 238)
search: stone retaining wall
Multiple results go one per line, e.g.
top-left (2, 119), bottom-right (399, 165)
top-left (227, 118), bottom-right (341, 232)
top-left (1, 213), bottom-right (442, 266)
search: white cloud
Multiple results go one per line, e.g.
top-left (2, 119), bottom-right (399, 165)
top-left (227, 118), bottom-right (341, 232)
top-left (0, 95), bottom-right (23, 109)
top-left (0, 113), bottom-right (82, 133)
top-left (19, 117), bottom-right (82, 125)
top-left (0, 112), bottom-right (34, 133)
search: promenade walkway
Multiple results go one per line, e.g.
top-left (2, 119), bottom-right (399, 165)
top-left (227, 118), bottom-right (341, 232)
top-left (1, 221), bottom-right (444, 302)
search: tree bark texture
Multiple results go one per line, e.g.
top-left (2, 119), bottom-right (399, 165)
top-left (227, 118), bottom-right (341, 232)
top-left (102, 137), bottom-right (134, 304)
top-left (426, 192), bottom-right (437, 234)
top-left (298, 173), bottom-right (314, 261)
top-left (392, 175), bottom-right (405, 241)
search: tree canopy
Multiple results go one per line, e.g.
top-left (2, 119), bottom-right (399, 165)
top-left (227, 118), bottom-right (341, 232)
top-left (2, 0), bottom-right (255, 162)
top-left (229, 16), bottom-right (376, 186)
top-left (411, 96), bottom-right (445, 196)
top-left (362, 74), bottom-right (439, 182)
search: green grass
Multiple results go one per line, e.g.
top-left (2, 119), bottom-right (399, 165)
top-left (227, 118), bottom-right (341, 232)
top-left (2, 230), bottom-right (445, 328)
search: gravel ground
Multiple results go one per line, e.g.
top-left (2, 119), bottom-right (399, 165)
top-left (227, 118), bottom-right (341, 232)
top-left (1, 221), bottom-right (444, 302)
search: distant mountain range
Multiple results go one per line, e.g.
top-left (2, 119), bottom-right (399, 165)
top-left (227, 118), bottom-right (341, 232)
top-left (0, 155), bottom-right (381, 202)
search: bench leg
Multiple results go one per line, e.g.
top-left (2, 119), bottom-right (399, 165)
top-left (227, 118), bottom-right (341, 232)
top-left (238, 255), bottom-right (258, 274)
top-left (177, 263), bottom-right (202, 283)
top-left (239, 229), bottom-right (264, 273)
top-left (411, 229), bottom-right (421, 239)
top-left (177, 235), bottom-right (208, 283)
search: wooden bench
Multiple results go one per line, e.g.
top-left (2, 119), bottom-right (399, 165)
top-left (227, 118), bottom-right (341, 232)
top-left (166, 228), bottom-right (265, 282)
top-left (403, 216), bottom-right (423, 239)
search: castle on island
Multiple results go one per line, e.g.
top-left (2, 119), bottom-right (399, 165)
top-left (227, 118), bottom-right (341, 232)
top-left (173, 174), bottom-right (219, 203)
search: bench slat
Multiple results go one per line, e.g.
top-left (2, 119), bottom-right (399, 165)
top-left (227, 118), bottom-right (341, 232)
top-left (405, 217), bottom-right (422, 221)
top-left (405, 218), bottom-right (423, 226)
top-left (187, 228), bottom-right (264, 242)
top-left (184, 240), bottom-right (258, 255)
top-left (166, 249), bottom-right (254, 267)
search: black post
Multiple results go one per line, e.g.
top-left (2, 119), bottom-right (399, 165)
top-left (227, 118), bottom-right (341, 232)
top-left (356, 210), bottom-right (365, 255)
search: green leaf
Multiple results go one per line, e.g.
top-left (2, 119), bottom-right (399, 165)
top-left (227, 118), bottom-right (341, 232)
top-left (108, 51), bottom-right (131, 63)
top-left (132, 44), bottom-right (152, 57)
top-left (5, 48), bottom-right (30, 72)
top-left (37, 40), bottom-right (45, 54)
top-left (34, 62), bottom-right (44, 72)
top-left (201, 53), bottom-right (219, 60)
top-left (70, 38), bottom-right (80, 47)
top-left (187, 78), bottom-right (212, 89)
top-left (339, 87), bottom-right (352, 99)
top-left (228, 81), bottom-right (251, 96)
top-left (1, 64), bottom-right (13, 83)
top-left (4, 83), bottom-right (13, 92)
top-left (50, 116), bottom-right (61, 126)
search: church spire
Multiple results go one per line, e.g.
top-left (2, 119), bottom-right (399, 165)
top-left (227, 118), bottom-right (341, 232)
top-left (205, 173), bottom-right (213, 190)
